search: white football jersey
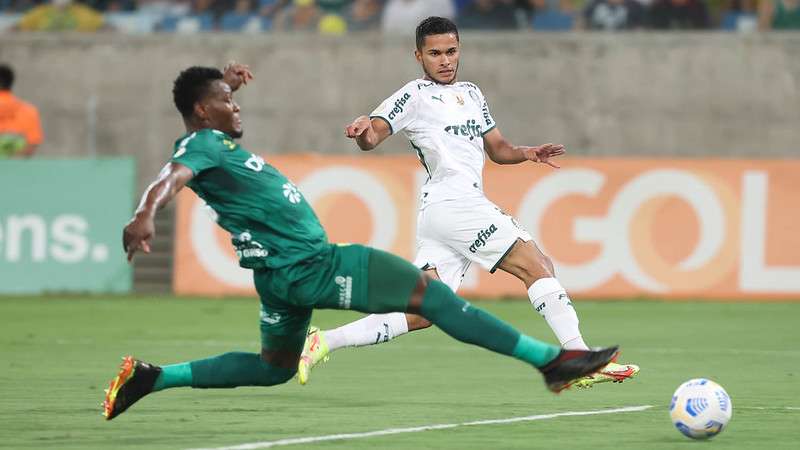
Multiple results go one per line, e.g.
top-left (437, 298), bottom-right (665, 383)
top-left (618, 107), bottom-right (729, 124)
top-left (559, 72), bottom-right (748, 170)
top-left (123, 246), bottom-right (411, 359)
top-left (370, 79), bottom-right (497, 207)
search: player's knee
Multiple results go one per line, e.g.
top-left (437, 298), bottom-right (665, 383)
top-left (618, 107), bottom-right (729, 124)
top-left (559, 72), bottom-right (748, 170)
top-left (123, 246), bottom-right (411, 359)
top-left (540, 254), bottom-right (555, 276)
top-left (521, 252), bottom-right (554, 281)
top-left (256, 358), bottom-right (296, 386)
top-left (419, 279), bottom-right (453, 318)
top-left (268, 366), bottom-right (296, 385)
top-left (259, 349), bottom-right (299, 385)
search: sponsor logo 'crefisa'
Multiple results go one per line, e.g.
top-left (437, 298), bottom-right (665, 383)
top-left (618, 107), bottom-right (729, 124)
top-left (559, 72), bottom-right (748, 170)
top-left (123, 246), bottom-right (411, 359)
top-left (469, 224), bottom-right (498, 253)
top-left (445, 119), bottom-right (483, 141)
top-left (387, 92), bottom-right (412, 121)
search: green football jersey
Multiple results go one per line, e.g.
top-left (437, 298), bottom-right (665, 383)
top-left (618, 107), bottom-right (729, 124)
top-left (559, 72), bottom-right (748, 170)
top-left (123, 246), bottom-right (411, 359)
top-left (171, 128), bottom-right (328, 270)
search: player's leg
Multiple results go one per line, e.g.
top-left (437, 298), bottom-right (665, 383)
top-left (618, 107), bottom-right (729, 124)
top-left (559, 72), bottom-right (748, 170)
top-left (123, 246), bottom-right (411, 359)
top-left (314, 266), bottom-right (450, 354)
top-left (426, 198), bottom-right (637, 387)
top-left (102, 273), bottom-right (308, 420)
top-left (298, 272), bottom-right (436, 385)
top-left (176, 303), bottom-right (308, 389)
top-left (298, 243), bottom-right (463, 384)
top-left (314, 234), bottom-right (466, 354)
top-left (497, 238), bottom-right (589, 350)
top-left (355, 245), bottom-right (618, 391)
top-left (497, 236), bottom-right (639, 387)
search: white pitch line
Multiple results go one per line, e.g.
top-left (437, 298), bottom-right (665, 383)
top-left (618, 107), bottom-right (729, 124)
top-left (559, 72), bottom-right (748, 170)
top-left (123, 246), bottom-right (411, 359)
top-left (188, 405), bottom-right (653, 450)
top-left (738, 406), bottom-right (800, 411)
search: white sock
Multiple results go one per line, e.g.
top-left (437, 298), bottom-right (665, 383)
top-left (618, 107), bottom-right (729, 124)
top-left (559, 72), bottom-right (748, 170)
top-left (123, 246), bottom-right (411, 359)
top-left (323, 312), bottom-right (410, 352)
top-left (528, 278), bottom-right (589, 350)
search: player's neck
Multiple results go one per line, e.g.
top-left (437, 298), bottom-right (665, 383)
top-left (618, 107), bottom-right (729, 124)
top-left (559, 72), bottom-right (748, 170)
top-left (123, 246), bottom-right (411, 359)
top-left (423, 74), bottom-right (457, 86)
top-left (184, 118), bottom-right (209, 135)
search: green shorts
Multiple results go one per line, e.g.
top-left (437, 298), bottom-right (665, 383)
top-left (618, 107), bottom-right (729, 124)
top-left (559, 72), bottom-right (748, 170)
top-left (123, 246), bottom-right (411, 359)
top-left (253, 243), bottom-right (421, 351)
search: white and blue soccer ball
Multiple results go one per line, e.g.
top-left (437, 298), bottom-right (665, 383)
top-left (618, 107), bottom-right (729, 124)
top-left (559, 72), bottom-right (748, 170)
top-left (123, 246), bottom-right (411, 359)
top-left (669, 378), bottom-right (732, 440)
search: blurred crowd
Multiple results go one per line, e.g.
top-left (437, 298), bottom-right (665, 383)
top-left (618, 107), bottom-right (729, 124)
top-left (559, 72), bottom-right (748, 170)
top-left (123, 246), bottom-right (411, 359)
top-left (0, 0), bottom-right (798, 33)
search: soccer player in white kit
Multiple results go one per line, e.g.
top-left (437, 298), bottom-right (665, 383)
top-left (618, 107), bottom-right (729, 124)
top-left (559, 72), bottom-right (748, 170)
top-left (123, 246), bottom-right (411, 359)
top-left (299, 17), bottom-right (638, 389)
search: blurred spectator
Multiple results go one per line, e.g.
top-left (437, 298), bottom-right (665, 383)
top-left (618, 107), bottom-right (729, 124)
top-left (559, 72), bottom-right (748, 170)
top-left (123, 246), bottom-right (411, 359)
top-left (259, 0), bottom-right (290, 19)
top-left (648, 0), bottom-right (711, 28)
top-left (318, 11), bottom-right (347, 33)
top-left (718, 0), bottom-right (757, 30)
top-left (230, 0), bottom-right (256, 14)
top-left (530, 0), bottom-right (577, 30)
top-left (345, 0), bottom-right (381, 30)
top-left (316, 0), bottom-right (348, 14)
top-left (221, 0), bottom-right (267, 31)
top-left (83, 0), bottom-right (137, 11)
top-left (381, 0), bottom-right (456, 35)
top-left (274, 0), bottom-right (321, 30)
top-left (1, 1), bottom-right (41, 13)
top-left (192, 0), bottom-right (235, 20)
top-left (459, 0), bottom-right (518, 29)
top-left (579, 0), bottom-right (646, 29)
top-left (137, 0), bottom-right (192, 17)
top-left (16, 0), bottom-right (107, 31)
top-left (0, 64), bottom-right (43, 159)
top-left (758, 0), bottom-right (800, 29)
top-left (314, 0), bottom-right (350, 35)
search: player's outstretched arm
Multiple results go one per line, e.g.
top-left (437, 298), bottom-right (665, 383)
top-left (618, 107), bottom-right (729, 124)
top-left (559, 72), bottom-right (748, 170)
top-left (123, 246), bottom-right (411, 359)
top-left (344, 115), bottom-right (391, 151)
top-left (483, 128), bottom-right (565, 168)
top-left (123, 162), bottom-right (194, 261)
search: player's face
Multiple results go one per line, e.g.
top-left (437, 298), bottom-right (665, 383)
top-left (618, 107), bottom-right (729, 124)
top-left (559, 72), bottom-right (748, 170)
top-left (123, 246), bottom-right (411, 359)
top-left (416, 33), bottom-right (460, 85)
top-left (201, 80), bottom-right (243, 138)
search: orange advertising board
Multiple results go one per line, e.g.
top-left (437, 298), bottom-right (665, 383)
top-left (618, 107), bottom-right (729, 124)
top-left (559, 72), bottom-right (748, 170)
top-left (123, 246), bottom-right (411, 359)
top-left (174, 156), bottom-right (800, 300)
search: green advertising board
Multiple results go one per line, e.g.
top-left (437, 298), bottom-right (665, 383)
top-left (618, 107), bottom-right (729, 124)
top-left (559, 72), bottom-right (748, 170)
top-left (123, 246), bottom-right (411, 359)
top-left (0, 159), bottom-right (134, 293)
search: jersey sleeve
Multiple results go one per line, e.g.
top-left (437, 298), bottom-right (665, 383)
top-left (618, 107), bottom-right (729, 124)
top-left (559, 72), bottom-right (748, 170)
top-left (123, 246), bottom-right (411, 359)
top-left (369, 82), bottom-right (419, 135)
top-left (477, 87), bottom-right (497, 136)
top-left (171, 131), bottom-right (222, 175)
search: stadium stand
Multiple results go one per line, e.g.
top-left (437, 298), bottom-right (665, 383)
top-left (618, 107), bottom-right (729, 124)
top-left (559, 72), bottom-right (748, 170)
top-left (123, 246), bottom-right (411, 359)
top-left (0, 0), bottom-right (793, 31)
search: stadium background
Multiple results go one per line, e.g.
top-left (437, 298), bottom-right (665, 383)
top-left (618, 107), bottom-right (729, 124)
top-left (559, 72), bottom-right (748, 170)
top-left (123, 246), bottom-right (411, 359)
top-left (2, 29), bottom-right (798, 298)
top-left (1, 1), bottom-right (799, 449)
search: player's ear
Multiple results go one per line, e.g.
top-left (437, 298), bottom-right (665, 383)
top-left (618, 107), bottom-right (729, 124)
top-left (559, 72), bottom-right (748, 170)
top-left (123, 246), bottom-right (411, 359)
top-left (193, 101), bottom-right (208, 121)
top-left (414, 49), bottom-right (422, 63)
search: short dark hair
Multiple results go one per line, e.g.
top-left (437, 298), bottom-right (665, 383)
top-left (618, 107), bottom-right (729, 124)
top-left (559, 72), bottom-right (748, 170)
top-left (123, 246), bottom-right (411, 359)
top-left (416, 17), bottom-right (459, 50)
top-left (0, 64), bottom-right (14, 90)
top-left (172, 66), bottom-right (224, 118)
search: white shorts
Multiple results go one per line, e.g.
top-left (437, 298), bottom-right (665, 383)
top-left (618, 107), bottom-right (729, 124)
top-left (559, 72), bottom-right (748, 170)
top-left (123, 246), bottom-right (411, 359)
top-left (412, 196), bottom-right (532, 292)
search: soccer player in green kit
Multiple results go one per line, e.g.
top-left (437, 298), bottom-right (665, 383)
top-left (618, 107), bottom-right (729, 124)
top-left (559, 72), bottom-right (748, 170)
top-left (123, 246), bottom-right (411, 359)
top-left (102, 63), bottom-right (619, 421)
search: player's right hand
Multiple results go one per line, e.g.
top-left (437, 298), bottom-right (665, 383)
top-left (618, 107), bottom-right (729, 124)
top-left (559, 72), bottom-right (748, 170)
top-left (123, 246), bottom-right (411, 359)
top-left (122, 215), bottom-right (155, 262)
top-left (344, 116), bottom-right (372, 138)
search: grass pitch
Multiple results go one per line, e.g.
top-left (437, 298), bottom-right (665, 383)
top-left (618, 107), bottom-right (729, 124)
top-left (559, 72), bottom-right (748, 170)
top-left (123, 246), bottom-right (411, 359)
top-left (1, 296), bottom-right (798, 450)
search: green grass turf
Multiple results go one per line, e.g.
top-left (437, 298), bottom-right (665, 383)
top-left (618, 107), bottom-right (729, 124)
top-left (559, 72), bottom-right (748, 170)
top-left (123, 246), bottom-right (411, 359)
top-left (1, 296), bottom-right (799, 450)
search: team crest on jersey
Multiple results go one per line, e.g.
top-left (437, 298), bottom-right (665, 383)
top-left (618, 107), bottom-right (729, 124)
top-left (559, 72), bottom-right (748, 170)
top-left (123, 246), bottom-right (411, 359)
top-left (455, 94), bottom-right (465, 106)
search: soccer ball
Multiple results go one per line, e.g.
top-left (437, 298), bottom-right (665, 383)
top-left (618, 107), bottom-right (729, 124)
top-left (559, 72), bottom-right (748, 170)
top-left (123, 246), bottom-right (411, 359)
top-left (669, 378), bottom-right (732, 440)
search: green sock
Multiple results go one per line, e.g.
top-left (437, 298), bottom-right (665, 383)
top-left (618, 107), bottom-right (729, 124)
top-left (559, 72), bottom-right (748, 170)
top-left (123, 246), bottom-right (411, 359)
top-left (152, 352), bottom-right (295, 390)
top-left (513, 335), bottom-right (560, 368)
top-left (420, 280), bottom-right (559, 368)
top-left (189, 352), bottom-right (295, 388)
top-left (153, 362), bottom-right (193, 391)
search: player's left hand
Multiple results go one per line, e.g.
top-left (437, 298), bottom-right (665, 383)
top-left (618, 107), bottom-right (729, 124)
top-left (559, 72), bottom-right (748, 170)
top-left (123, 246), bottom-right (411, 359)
top-left (522, 143), bottom-right (565, 169)
top-left (223, 61), bottom-right (254, 92)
